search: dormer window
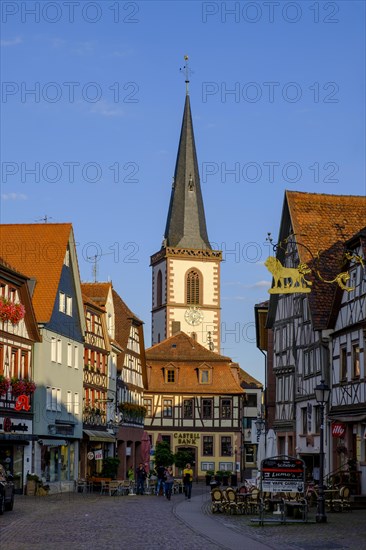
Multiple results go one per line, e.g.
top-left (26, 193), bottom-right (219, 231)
top-left (163, 363), bottom-right (179, 384)
top-left (198, 364), bottom-right (212, 384)
top-left (201, 370), bottom-right (209, 383)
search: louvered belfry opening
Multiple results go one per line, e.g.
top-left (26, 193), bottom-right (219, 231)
top-left (186, 270), bottom-right (200, 305)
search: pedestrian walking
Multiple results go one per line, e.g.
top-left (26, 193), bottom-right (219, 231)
top-left (164, 466), bottom-right (174, 500)
top-left (183, 463), bottom-right (193, 500)
top-left (136, 463), bottom-right (147, 495)
top-left (155, 464), bottom-right (166, 496)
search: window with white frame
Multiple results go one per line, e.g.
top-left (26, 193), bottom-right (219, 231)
top-left (46, 386), bottom-right (52, 410)
top-left (245, 444), bottom-right (254, 463)
top-left (51, 338), bottom-right (56, 362)
top-left (74, 392), bottom-right (79, 415)
top-left (143, 398), bottom-right (152, 416)
top-left (67, 391), bottom-right (72, 413)
top-left (352, 343), bottom-right (360, 378)
top-left (59, 292), bottom-right (65, 313)
top-left (56, 388), bottom-right (61, 411)
top-left (64, 249), bottom-right (70, 266)
top-left (163, 399), bottom-right (173, 418)
top-left (66, 296), bottom-right (72, 316)
top-left (340, 346), bottom-right (347, 381)
top-left (67, 343), bottom-right (72, 367)
top-left (74, 346), bottom-right (79, 369)
top-left (201, 462), bottom-right (215, 471)
top-left (56, 339), bottom-right (62, 363)
top-left (219, 462), bottom-right (233, 471)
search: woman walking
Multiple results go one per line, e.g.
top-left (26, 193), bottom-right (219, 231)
top-left (164, 466), bottom-right (174, 500)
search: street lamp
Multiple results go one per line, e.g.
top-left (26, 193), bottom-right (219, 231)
top-left (314, 379), bottom-right (331, 523)
top-left (255, 415), bottom-right (266, 436)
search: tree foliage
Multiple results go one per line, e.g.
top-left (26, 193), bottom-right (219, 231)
top-left (154, 441), bottom-right (174, 467)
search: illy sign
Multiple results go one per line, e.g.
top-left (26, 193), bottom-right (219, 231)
top-left (332, 422), bottom-right (346, 438)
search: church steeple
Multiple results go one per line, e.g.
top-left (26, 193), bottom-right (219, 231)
top-left (163, 93), bottom-right (211, 250)
top-left (151, 63), bottom-right (222, 352)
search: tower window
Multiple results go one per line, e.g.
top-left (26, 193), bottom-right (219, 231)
top-left (186, 270), bottom-right (201, 305)
top-left (157, 270), bottom-right (162, 307)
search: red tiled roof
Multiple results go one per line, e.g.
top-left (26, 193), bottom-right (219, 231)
top-left (80, 282), bottom-right (112, 305)
top-left (286, 191), bottom-right (366, 265)
top-left (146, 331), bottom-right (232, 362)
top-left (238, 368), bottom-right (263, 389)
top-left (146, 332), bottom-right (244, 394)
top-left (285, 192), bottom-right (366, 329)
top-left (0, 223), bottom-right (73, 323)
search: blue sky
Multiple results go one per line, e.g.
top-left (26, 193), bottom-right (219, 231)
top-left (1, 1), bottom-right (365, 383)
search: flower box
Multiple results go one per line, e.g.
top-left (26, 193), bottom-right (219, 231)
top-left (0, 296), bottom-right (25, 325)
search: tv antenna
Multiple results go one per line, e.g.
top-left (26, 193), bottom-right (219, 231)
top-left (35, 215), bottom-right (53, 223)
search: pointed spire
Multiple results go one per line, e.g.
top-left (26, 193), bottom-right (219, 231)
top-left (163, 92), bottom-right (211, 250)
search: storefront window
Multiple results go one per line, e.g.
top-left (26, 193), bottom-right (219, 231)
top-left (41, 442), bottom-right (75, 482)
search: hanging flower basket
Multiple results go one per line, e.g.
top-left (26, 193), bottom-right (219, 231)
top-left (0, 375), bottom-right (10, 396)
top-left (118, 402), bottom-right (147, 418)
top-left (0, 296), bottom-right (25, 325)
top-left (11, 377), bottom-right (36, 397)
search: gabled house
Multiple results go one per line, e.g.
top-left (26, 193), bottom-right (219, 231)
top-left (0, 258), bottom-right (41, 493)
top-left (238, 368), bottom-right (263, 479)
top-left (266, 191), bottom-right (366, 482)
top-left (80, 287), bottom-right (114, 477)
top-left (112, 289), bottom-right (147, 479)
top-left (144, 331), bottom-right (245, 480)
top-left (328, 227), bottom-right (366, 493)
top-left (0, 223), bottom-right (86, 491)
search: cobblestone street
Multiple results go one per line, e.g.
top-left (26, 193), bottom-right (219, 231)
top-left (1, 485), bottom-right (365, 550)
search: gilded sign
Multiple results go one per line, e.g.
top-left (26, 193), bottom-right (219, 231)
top-left (174, 432), bottom-right (200, 445)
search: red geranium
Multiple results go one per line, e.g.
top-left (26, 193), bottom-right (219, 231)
top-left (0, 297), bottom-right (25, 325)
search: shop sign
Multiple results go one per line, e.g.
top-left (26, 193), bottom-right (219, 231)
top-left (332, 422), bottom-right (346, 438)
top-left (0, 418), bottom-right (29, 432)
top-left (261, 457), bottom-right (305, 493)
top-left (173, 432), bottom-right (200, 445)
top-left (94, 449), bottom-right (103, 460)
top-left (87, 452), bottom-right (94, 460)
top-left (15, 395), bottom-right (31, 411)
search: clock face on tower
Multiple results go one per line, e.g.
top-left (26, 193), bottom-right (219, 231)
top-left (184, 306), bottom-right (204, 326)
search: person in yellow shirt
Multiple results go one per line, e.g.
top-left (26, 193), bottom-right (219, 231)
top-left (183, 463), bottom-right (193, 500)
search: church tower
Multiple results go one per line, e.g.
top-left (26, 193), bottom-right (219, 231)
top-left (151, 65), bottom-right (222, 352)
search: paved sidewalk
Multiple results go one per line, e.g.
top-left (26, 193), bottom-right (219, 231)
top-left (180, 484), bottom-right (366, 550)
top-left (0, 485), bottom-right (365, 549)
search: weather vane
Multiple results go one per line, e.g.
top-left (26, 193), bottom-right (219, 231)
top-left (180, 55), bottom-right (193, 95)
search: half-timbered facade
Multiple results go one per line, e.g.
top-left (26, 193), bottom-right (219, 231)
top-left (1, 224), bottom-right (86, 491)
top-left (266, 192), bottom-right (366, 481)
top-left (79, 288), bottom-right (114, 477)
top-left (0, 258), bottom-right (41, 493)
top-left (112, 289), bottom-right (147, 479)
top-left (144, 332), bottom-right (244, 479)
top-left (329, 228), bottom-right (366, 493)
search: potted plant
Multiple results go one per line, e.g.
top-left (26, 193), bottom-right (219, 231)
top-left (222, 470), bottom-right (231, 486)
top-left (26, 473), bottom-right (40, 495)
top-left (205, 469), bottom-right (214, 485)
top-left (0, 375), bottom-right (10, 396)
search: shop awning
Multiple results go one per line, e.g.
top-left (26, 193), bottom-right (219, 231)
top-left (38, 439), bottom-right (68, 446)
top-left (328, 412), bottom-right (366, 423)
top-left (83, 430), bottom-right (116, 443)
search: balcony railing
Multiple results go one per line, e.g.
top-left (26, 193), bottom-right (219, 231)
top-left (83, 410), bottom-right (107, 426)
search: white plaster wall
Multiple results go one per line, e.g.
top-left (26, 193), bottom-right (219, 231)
top-left (169, 258), bottom-right (219, 306)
